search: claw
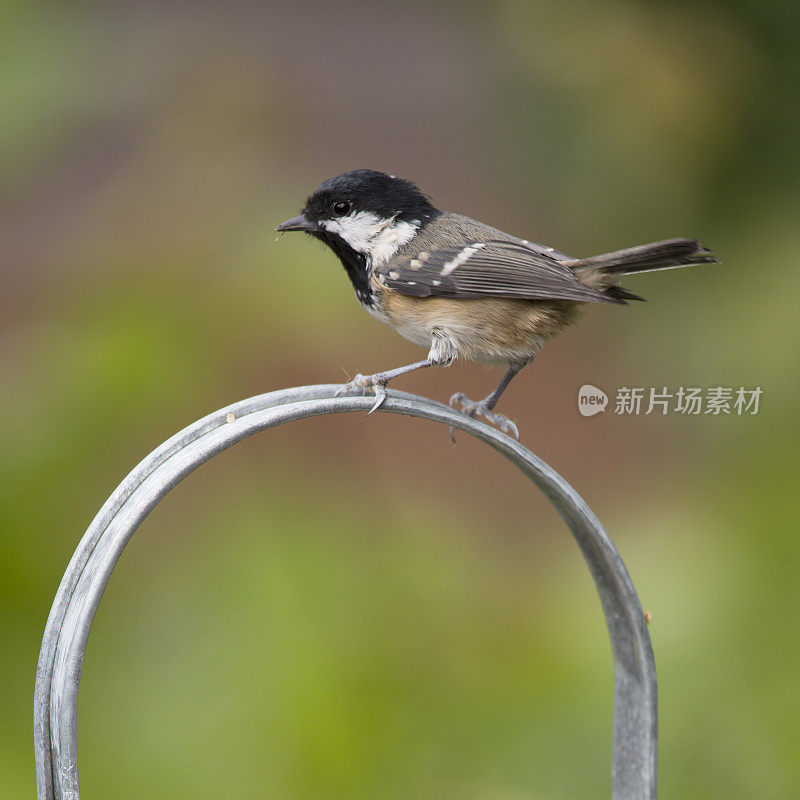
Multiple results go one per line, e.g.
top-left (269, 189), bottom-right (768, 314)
top-left (493, 414), bottom-right (519, 440)
top-left (336, 372), bottom-right (389, 414)
top-left (335, 373), bottom-right (370, 398)
top-left (448, 393), bottom-right (468, 442)
top-left (367, 384), bottom-right (388, 415)
top-left (449, 392), bottom-right (468, 408)
top-left (449, 392), bottom-right (520, 440)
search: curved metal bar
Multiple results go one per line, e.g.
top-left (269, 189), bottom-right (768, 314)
top-left (34, 385), bottom-right (657, 800)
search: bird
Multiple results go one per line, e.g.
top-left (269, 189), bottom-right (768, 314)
top-left (275, 169), bottom-right (717, 438)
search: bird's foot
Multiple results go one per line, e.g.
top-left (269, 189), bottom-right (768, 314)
top-left (335, 373), bottom-right (390, 414)
top-left (448, 392), bottom-right (520, 440)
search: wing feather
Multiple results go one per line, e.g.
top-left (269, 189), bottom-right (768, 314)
top-left (379, 239), bottom-right (623, 304)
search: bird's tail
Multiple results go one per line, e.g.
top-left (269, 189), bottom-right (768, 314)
top-left (569, 238), bottom-right (718, 303)
top-left (570, 238), bottom-right (717, 275)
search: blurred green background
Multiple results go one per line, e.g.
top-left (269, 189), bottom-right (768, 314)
top-left (2, 1), bottom-right (798, 797)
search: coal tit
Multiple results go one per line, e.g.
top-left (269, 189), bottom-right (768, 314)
top-left (276, 169), bottom-right (716, 438)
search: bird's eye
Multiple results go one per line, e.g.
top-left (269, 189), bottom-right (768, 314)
top-left (333, 200), bottom-right (352, 216)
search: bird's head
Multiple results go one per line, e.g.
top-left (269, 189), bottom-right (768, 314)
top-left (275, 170), bottom-right (438, 266)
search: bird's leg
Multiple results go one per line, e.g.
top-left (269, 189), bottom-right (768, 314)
top-left (335, 359), bottom-right (433, 413)
top-left (449, 361), bottom-right (528, 440)
top-left (336, 330), bottom-right (458, 414)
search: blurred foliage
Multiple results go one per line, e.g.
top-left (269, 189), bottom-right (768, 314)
top-left (1, 1), bottom-right (799, 798)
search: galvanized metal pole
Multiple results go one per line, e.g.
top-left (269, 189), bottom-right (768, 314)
top-left (34, 385), bottom-right (657, 799)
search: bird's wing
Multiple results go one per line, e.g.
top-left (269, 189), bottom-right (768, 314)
top-left (378, 239), bottom-right (623, 304)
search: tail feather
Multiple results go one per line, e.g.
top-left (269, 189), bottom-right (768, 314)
top-left (605, 285), bottom-right (647, 302)
top-left (569, 238), bottom-right (718, 276)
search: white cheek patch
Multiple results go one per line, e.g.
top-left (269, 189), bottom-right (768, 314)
top-left (320, 211), bottom-right (382, 252)
top-left (321, 211), bottom-right (419, 266)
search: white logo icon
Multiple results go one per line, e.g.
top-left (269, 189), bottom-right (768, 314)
top-left (578, 384), bottom-right (608, 416)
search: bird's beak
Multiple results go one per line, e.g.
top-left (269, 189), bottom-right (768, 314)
top-left (274, 214), bottom-right (317, 233)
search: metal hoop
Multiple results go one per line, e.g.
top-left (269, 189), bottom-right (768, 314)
top-left (34, 385), bottom-right (657, 799)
